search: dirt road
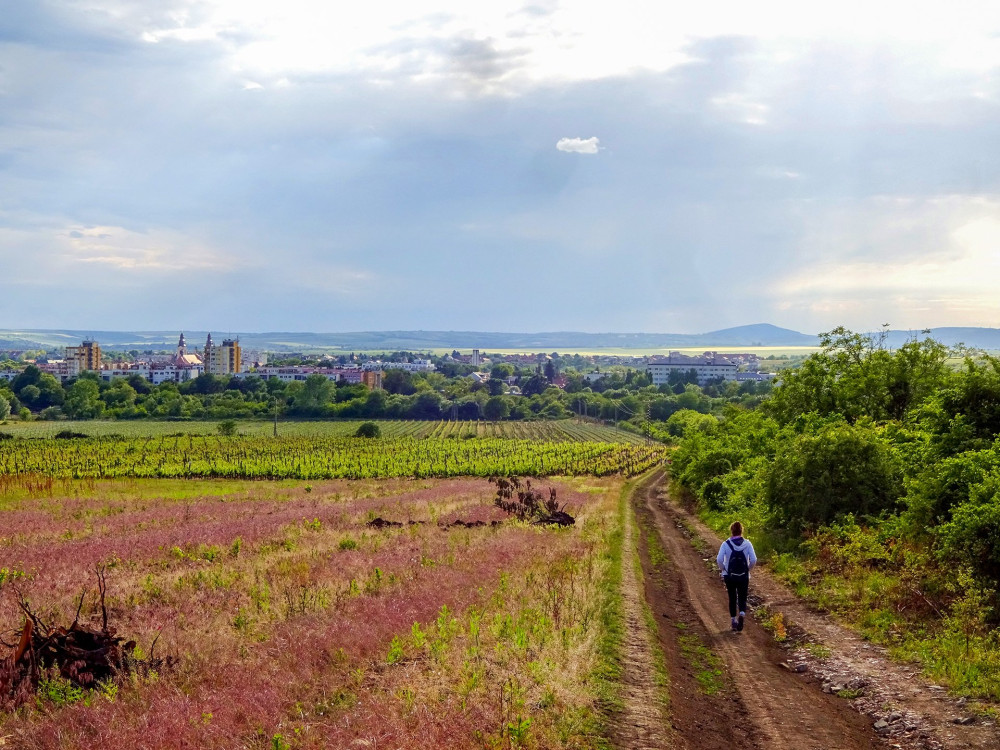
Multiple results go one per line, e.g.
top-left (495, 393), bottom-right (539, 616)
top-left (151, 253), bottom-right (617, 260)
top-left (614, 470), bottom-right (1000, 750)
top-left (629, 470), bottom-right (881, 749)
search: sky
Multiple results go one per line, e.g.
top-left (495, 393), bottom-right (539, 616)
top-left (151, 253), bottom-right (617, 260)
top-left (2, 1), bottom-right (1000, 335)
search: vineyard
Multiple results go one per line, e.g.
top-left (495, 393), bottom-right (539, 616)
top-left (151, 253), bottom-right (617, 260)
top-left (0, 418), bottom-right (647, 443)
top-left (0, 435), bottom-right (666, 480)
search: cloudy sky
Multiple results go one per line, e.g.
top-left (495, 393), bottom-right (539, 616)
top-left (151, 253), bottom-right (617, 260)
top-left (3, 1), bottom-right (1000, 334)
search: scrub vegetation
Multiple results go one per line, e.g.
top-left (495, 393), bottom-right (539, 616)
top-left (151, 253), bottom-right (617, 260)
top-left (668, 327), bottom-right (1000, 699)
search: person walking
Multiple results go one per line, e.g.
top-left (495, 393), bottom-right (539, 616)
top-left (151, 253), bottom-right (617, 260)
top-left (717, 521), bottom-right (756, 632)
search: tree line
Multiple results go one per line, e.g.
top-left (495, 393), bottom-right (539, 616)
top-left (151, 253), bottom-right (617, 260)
top-left (0, 360), bottom-right (770, 426)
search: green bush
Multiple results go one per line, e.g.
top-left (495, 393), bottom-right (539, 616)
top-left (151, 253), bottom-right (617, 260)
top-left (765, 421), bottom-right (903, 529)
top-left (54, 429), bottom-right (88, 439)
top-left (936, 478), bottom-right (1000, 590)
top-left (354, 421), bottom-right (381, 438)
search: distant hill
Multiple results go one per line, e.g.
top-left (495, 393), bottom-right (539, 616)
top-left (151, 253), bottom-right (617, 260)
top-left (5, 324), bottom-right (998, 353)
top-left (694, 324), bottom-right (819, 347)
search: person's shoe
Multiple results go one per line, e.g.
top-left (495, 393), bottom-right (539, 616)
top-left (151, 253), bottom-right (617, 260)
top-left (737, 612), bottom-right (745, 632)
top-left (731, 618), bottom-right (738, 631)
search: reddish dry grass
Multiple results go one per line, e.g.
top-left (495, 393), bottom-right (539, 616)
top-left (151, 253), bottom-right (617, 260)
top-left (0, 477), bottom-right (615, 749)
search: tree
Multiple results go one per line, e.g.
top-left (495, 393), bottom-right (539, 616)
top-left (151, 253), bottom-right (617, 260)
top-left (218, 419), bottom-right (238, 436)
top-left (520, 374), bottom-right (548, 397)
top-left (486, 378), bottom-right (506, 397)
top-left (289, 374), bottom-right (334, 416)
top-left (490, 363), bottom-right (514, 380)
top-left (11, 365), bottom-right (41, 393)
top-left (18, 385), bottom-right (41, 410)
top-left (483, 396), bottom-right (510, 421)
top-left (34, 373), bottom-right (65, 410)
top-left (360, 388), bottom-right (389, 418)
top-left (63, 379), bottom-right (105, 420)
top-left (102, 380), bottom-right (138, 410)
top-left (408, 391), bottom-right (443, 420)
top-left (126, 373), bottom-right (152, 395)
top-left (186, 373), bottom-right (226, 395)
top-left (544, 359), bottom-right (556, 382)
top-left (383, 369), bottom-right (416, 395)
top-left (0, 394), bottom-right (9, 421)
top-left (766, 328), bottom-right (950, 425)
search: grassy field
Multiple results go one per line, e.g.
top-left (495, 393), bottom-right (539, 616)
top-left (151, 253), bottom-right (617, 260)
top-left (0, 418), bottom-right (647, 443)
top-left (0, 475), bottom-right (629, 749)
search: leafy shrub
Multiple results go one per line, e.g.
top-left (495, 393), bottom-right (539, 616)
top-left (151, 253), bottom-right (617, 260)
top-left (765, 421), bottom-right (903, 529)
top-left (904, 447), bottom-right (1000, 529)
top-left (354, 421), bottom-right (381, 438)
top-left (936, 477), bottom-right (1000, 591)
top-left (54, 429), bottom-right (88, 439)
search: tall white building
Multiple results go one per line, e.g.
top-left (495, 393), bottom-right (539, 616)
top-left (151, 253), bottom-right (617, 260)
top-left (646, 352), bottom-right (737, 386)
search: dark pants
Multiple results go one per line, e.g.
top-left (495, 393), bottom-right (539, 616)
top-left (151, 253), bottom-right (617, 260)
top-left (725, 575), bottom-right (748, 617)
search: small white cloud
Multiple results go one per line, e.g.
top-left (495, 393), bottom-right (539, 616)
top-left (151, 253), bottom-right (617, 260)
top-left (556, 136), bottom-right (601, 154)
top-left (242, 81), bottom-right (263, 90)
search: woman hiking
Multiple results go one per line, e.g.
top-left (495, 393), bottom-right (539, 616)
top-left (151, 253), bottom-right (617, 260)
top-left (716, 521), bottom-right (756, 632)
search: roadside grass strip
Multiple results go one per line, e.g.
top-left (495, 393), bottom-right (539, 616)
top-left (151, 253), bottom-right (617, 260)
top-left (633, 524), bottom-right (672, 709)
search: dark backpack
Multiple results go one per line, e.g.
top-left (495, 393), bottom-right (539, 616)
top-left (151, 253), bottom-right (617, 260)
top-left (726, 539), bottom-right (748, 576)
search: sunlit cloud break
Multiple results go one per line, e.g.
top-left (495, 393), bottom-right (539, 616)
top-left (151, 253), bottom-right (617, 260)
top-left (556, 137), bottom-right (601, 154)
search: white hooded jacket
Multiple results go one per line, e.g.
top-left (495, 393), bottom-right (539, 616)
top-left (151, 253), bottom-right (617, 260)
top-left (716, 536), bottom-right (757, 577)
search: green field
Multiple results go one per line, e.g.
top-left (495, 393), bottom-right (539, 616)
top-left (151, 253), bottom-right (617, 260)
top-left (0, 418), bottom-right (647, 443)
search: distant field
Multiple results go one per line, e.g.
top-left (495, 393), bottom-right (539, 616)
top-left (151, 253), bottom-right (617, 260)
top-left (364, 346), bottom-right (820, 358)
top-left (0, 418), bottom-right (647, 443)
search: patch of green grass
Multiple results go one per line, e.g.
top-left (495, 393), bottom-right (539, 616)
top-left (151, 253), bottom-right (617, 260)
top-left (676, 631), bottom-right (725, 695)
top-left (770, 553), bottom-right (811, 596)
top-left (803, 642), bottom-right (832, 660)
top-left (645, 527), bottom-right (669, 570)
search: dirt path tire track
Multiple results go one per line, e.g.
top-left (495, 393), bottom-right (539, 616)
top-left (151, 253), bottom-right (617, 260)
top-left (613, 473), bottom-right (676, 750)
top-left (639, 474), bottom-right (882, 750)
